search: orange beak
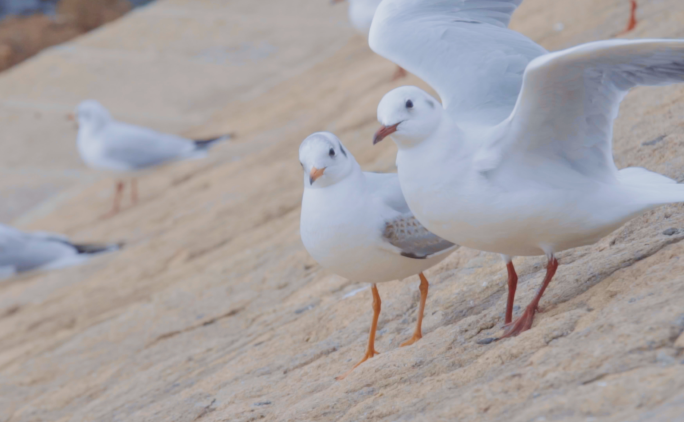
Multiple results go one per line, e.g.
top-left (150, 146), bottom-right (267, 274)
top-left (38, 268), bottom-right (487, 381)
top-left (309, 167), bottom-right (325, 185)
top-left (373, 123), bottom-right (400, 144)
top-left (66, 113), bottom-right (76, 121)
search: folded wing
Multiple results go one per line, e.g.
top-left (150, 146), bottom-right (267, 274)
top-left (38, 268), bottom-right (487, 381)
top-left (383, 214), bottom-right (457, 259)
top-left (369, 0), bottom-right (546, 125)
top-left (0, 225), bottom-right (76, 272)
top-left (365, 171), bottom-right (456, 259)
top-left (101, 122), bottom-right (198, 170)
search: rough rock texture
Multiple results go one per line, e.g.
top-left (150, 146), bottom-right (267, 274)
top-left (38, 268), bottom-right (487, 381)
top-left (1, 0), bottom-right (684, 421)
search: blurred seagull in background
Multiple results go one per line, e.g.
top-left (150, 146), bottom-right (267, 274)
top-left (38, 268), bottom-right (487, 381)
top-left (299, 132), bottom-right (456, 380)
top-left (0, 224), bottom-right (120, 278)
top-left (332, 0), bottom-right (407, 80)
top-left (74, 100), bottom-right (231, 218)
top-left (371, 0), bottom-right (684, 337)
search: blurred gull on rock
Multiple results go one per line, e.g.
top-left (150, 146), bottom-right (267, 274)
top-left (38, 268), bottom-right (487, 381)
top-left (0, 224), bottom-right (120, 278)
top-left (74, 100), bottom-right (231, 217)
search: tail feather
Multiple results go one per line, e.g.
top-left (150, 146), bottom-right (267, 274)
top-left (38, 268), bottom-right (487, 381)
top-left (620, 167), bottom-right (684, 206)
top-left (618, 167), bottom-right (676, 185)
top-left (72, 242), bottom-right (123, 255)
top-left (193, 134), bottom-right (233, 150)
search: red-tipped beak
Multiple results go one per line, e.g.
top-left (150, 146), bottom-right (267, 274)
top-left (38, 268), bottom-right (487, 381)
top-left (66, 113), bottom-right (76, 121)
top-left (373, 123), bottom-right (400, 145)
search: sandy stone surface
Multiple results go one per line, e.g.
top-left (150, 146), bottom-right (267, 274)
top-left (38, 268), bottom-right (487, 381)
top-left (1, 0), bottom-right (684, 421)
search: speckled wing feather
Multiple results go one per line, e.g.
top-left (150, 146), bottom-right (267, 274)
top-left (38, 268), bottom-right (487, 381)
top-left (383, 215), bottom-right (456, 259)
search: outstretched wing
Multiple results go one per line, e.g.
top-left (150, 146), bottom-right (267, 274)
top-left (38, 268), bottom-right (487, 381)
top-left (486, 39), bottom-right (684, 183)
top-left (369, 0), bottom-right (546, 126)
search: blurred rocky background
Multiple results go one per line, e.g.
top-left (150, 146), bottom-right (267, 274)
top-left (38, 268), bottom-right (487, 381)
top-left (0, 0), bottom-right (153, 71)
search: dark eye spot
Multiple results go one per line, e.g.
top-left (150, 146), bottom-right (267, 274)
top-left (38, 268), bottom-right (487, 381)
top-left (329, 148), bottom-right (335, 157)
top-left (338, 142), bottom-right (347, 157)
top-left (405, 99), bottom-right (413, 109)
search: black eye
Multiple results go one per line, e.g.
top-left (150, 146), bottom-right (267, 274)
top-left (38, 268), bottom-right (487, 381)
top-left (329, 148), bottom-right (335, 157)
top-left (405, 99), bottom-right (413, 109)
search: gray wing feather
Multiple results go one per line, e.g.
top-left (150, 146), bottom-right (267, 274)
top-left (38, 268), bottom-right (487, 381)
top-left (383, 215), bottom-right (456, 259)
top-left (0, 225), bottom-right (76, 272)
top-left (370, 0), bottom-right (546, 125)
top-left (102, 122), bottom-right (197, 170)
top-left (493, 39), bottom-right (684, 182)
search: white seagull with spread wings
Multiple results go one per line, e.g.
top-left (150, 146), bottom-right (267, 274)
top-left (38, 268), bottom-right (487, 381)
top-left (371, 0), bottom-right (684, 337)
top-left (299, 132), bottom-right (456, 379)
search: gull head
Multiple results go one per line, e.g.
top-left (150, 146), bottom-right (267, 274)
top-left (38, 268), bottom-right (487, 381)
top-left (76, 100), bottom-right (112, 131)
top-left (299, 132), bottom-right (356, 189)
top-left (375, 86), bottom-right (442, 148)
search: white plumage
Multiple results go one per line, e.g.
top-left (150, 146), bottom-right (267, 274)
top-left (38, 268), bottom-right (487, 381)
top-left (76, 100), bottom-right (228, 173)
top-left (0, 224), bottom-right (119, 277)
top-left (75, 100), bottom-right (230, 216)
top-left (299, 132), bottom-right (455, 282)
top-left (369, 0), bottom-right (547, 125)
top-left (344, 0), bottom-right (383, 35)
top-left (299, 131), bottom-right (455, 378)
top-left (371, 0), bottom-right (684, 336)
top-left (334, 0), bottom-right (408, 80)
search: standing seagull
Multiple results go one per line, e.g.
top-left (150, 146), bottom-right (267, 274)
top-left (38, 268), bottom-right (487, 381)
top-left (371, 0), bottom-right (684, 337)
top-left (0, 224), bottom-right (120, 278)
top-left (299, 132), bottom-right (456, 379)
top-left (332, 0), bottom-right (407, 80)
top-left (75, 100), bottom-right (231, 217)
top-left (370, 0), bottom-right (545, 330)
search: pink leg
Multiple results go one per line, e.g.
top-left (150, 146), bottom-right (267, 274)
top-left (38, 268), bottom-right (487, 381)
top-left (102, 180), bottom-right (125, 219)
top-left (619, 0), bottom-right (637, 35)
top-left (391, 66), bottom-right (408, 81)
top-left (505, 261), bottom-right (519, 325)
top-left (501, 257), bottom-right (558, 338)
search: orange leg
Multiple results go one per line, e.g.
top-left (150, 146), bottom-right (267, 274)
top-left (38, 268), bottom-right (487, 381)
top-left (131, 178), bottom-right (138, 205)
top-left (501, 257), bottom-right (558, 338)
top-left (619, 0), bottom-right (637, 35)
top-left (391, 66), bottom-right (408, 81)
top-left (336, 284), bottom-right (381, 380)
top-left (401, 272), bottom-right (429, 347)
top-left (102, 180), bottom-right (125, 219)
top-left (505, 261), bottom-right (519, 325)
